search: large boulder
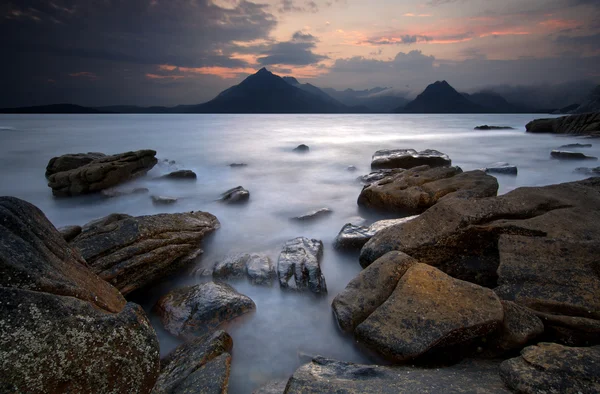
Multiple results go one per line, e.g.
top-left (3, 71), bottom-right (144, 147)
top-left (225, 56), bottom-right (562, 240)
top-left (45, 151), bottom-right (106, 177)
top-left (285, 357), bottom-right (509, 393)
top-left (371, 149), bottom-right (451, 170)
top-left (334, 216), bottom-right (418, 250)
top-left (526, 112), bottom-right (600, 135)
top-left (500, 343), bottom-right (600, 393)
top-left (71, 210), bottom-right (220, 295)
top-left (277, 237), bottom-right (326, 294)
top-left (0, 197), bottom-right (160, 393)
top-left (155, 282), bottom-right (255, 340)
top-left (355, 263), bottom-right (504, 362)
top-left (152, 330), bottom-right (233, 394)
top-left (357, 165), bottom-right (498, 214)
top-left (47, 149), bottom-right (158, 196)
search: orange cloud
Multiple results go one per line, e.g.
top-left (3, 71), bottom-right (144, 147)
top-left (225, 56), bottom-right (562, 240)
top-left (539, 19), bottom-right (581, 30)
top-left (403, 13), bottom-right (432, 17)
top-left (479, 30), bottom-right (530, 38)
top-left (146, 73), bottom-right (185, 80)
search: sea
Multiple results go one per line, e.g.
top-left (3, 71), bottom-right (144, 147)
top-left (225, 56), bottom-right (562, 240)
top-left (0, 113), bottom-right (596, 393)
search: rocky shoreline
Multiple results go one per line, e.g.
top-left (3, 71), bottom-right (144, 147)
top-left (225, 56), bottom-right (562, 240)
top-left (2, 115), bottom-right (600, 393)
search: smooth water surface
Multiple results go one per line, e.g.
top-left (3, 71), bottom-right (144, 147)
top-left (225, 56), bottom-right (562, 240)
top-left (0, 114), bottom-right (595, 393)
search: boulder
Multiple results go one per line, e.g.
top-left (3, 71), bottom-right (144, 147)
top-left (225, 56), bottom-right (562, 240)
top-left (151, 195), bottom-right (178, 205)
top-left (551, 150), bottom-right (598, 160)
top-left (293, 144), bottom-right (309, 152)
top-left (526, 112), bottom-right (600, 135)
top-left (213, 253), bottom-right (250, 279)
top-left (102, 187), bottom-right (149, 198)
top-left (47, 149), bottom-right (158, 196)
top-left (58, 224), bottom-right (82, 242)
top-left (152, 330), bottom-right (233, 394)
top-left (486, 301), bottom-right (544, 355)
top-left (0, 197), bottom-right (160, 393)
top-left (213, 253), bottom-right (274, 285)
top-left (575, 167), bottom-right (600, 176)
top-left (277, 237), bottom-right (326, 294)
top-left (45, 151), bottom-right (106, 177)
top-left (285, 357), bottom-right (509, 393)
top-left (334, 216), bottom-right (418, 250)
top-left (220, 186), bottom-right (250, 204)
top-left (483, 162), bottom-right (518, 175)
top-left (155, 282), bottom-right (255, 340)
top-left (358, 169), bottom-right (398, 185)
top-left (291, 208), bottom-right (332, 221)
top-left (357, 165), bottom-right (498, 214)
top-left (355, 263), bottom-right (504, 362)
top-left (160, 170), bottom-right (197, 180)
top-left (474, 125), bottom-right (514, 130)
top-left (371, 149), bottom-right (451, 170)
top-left (560, 143), bottom-right (592, 148)
top-left (71, 210), bottom-right (219, 295)
top-left (500, 343), bottom-right (600, 393)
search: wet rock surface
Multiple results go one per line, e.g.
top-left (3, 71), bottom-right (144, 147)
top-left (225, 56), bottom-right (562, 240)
top-left (291, 208), bottom-right (332, 221)
top-left (358, 169), bottom-right (399, 184)
top-left (58, 224), bottom-right (82, 242)
top-left (333, 216), bottom-right (418, 250)
top-left (575, 166), bottom-right (600, 176)
top-left (483, 162), bottom-right (518, 175)
top-left (277, 237), bottom-right (326, 294)
top-left (371, 148), bottom-right (451, 170)
top-left (155, 282), bottom-right (255, 340)
top-left (45, 151), bottom-right (106, 177)
top-left (213, 253), bottom-right (275, 285)
top-left (526, 112), bottom-right (600, 135)
top-left (486, 301), bottom-right (544, 355)
top-left (47, 149), bottom-right (158, 196)
top-left (252, 380), bottom-right (288, 394)
top-left (551, 150), bottom-right (598, 160)
top-left (71, 210), bottom-right (219, 295)
top-left (220, 186), bottom-right (250, 204)
top-left (160, 169), bottom-right (197, 180)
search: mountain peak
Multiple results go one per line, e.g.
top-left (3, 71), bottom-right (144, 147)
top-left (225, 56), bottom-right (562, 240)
top-left (256, 67), bottom-right (271, 75)
top-left (282, 76), bottom-right (300, 85)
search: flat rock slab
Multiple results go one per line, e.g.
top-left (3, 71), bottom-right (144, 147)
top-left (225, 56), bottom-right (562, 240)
top-left (277, 237), bottom-right (326, 294)
top-left (371, 149), bottom-right (451, 170)
top-left (358, 165), bottom-right (498, 214)
top-left (551, 150), bottom-right (598, 160)
top-left (291, 208), bottom-right (332, 221)
top-left (45, 152), bottom-right (106, 177)
top-left (500, 343), bottom-right (600, 393)
top-left (483, 162), bottom-right (518, 175)
top-left (47, 149), bottom-right (158, 196)
top-left (220, 186), bottom-right (250, 204)
top-left (286, 357), bottom-right (510, 393)
top-left (155, 282), bottom-right (255, 340)
top-left (355, 263), bottom-right (503, 362)
top-left (71, 210), bottom-right (220, 295)
top-left (334, 216), bottom-right (418, 250)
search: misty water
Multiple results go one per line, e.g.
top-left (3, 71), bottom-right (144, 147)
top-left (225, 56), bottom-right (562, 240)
top-left (1, 113), bottom-right (597, 393)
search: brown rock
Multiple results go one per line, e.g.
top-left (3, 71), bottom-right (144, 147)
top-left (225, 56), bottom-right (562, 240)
top-left (526, 112), bottom-right (600, 135)
top-left (58, 224), bottom-right (82, 242)
top-left (486, 301), bottom-right (544, 355)
top-left (371, 149), bottom-right (451, 170)
top-left (45, 152), bottom-right (106, 177)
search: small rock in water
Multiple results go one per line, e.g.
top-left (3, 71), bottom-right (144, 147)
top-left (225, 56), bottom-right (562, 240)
top-left (550, 150), bottom-right (598, 160)
top-left (277, 237), bottom-right (326, 294)
top-left (371, 149), bottom-right (451, 170)
top-left (293, 144), bottom-right (309, 153)
top-left (58, 225), bottom-right (82, 242)
top-left (101, 187), bottom-right (149, 198)
top-left (346, 165), bottom-right (357, 172)
top-left (291, 208), bottom-right (332, 221)
top-left (229, 163), bottom-right (248, 167)
top-left (482, 162), bottom-right (518, 176)
top-left (560, 143), bottom-right (592, 148)
top-left (474, 125), bottom-right (515, 130)
top-left (151, 195), bottom-right (178, 205)
top-left (160, 169), bottom-right (197, 180)
top-left (574, 167), bottom-right (600, 176)
top-left (220, 186), bottom-right (250, 204)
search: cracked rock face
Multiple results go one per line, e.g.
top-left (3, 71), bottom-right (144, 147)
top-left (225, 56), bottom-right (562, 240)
top-left (45, 152), bottom-right (106, 177)
top-left (277, 237), bottom-right (326, 294)
top-left (371, 149), bottom-right (451, 170)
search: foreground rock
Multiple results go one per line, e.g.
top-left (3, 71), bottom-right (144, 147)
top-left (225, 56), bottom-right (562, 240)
top-left (291, 208), bottom-right (332, 221)
top-left (575, 166), bottom-right (600, 176)
top-left (152, 330), bottom-right (233, 394)
top-left (160, 169), bottom-right (197, 180)
top-left (526, 112), bottom-right (600, 135)
top-left (500, 343), bottom-right (600, 393)
top-left (486, 301), bottom-right (544, 356)
top-left (45, 151), bottom-right (106, 177)
top-left (0, 197), bottom-right (160, 393)
top-left (277, 237), bottom-right (326, 294)
top-left (551, 150), bottom-right (598, 160)
top-left (334, 216), bottom-right (418, 250)
top-left (358, 165), bottom-right (498, 214)
top-left (475, 125), bottom-right (514, 130)
top-left (155, 282), bottom-right (255, 340)
top-left (483, 162), bottom-right (518, 175)
top-left (213, 253), bottom-right (275, 285)
top-left (220, 186), bottom-right (250, 204)
top-left (371, 149), bottom-right (451, 170)
top-left (71, 210), bottom-right (219, 295)
top-left (47, 149), bottom-right (158, 196)
top-left (58, 224), bottom-right (82, 242)
top-left (358, 169), bottom-right (397, 184)
top-left (286, 357), bottom-right (509, 393)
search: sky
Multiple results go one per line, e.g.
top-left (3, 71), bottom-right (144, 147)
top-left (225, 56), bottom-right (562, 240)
top-left (1, 0), bottom-right (600, 107)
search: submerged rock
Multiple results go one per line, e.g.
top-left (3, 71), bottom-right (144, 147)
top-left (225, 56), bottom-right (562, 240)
top-left (155, 282), bottom-right (255, 340)
top-left (475, 125), bottom-right (515, 130)
top-left (333, 216), bottom-right (418, 250)
top-left (277, 237), bottom-right (326, 294)
top-left (47, 149), bottom-right (158, 196)
top-left (151, 195), bottom-right (178, 205)
top-left (483, 162), bottom-right (518, 175)
top-left (45, 151), bottom-right (106, 177)
top-left (102, 187), bottom-right (149, 198)
top-left (346, 165), bottom-right (357, 171)
top-left (58, 224), bottom-right (82, 242)
top-left (575, 166), bottom-right (600, 176)
top-left (293, 144), bottom-right (309, 152)
top-left (560, 143), bottom-right (592, 148)
top-left (160, 169), bottom-right (197, 180)
top-left (229, 163), bottom-right (248, 167)
top-left (291, 208), bottom-right (332, 221)
top-left (371, 149), bottom-right (451, 170)
top-left (526, 112), bottom-right (600, 135)
top-left (551, 150), bottom-right (598, 160)
top-left (220, 186), bottom-right (250, 204)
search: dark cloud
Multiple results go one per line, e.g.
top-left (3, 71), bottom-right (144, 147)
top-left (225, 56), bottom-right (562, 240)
top-left (278, 0), bottom-right (319, 13)
top-left (555, 33), bottom-right (600, 51)
top-left (257, 31), bottom-right (328, 66)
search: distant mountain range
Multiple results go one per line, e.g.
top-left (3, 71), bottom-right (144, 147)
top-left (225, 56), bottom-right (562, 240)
top-left (1, 68), bottom-right (598, 114)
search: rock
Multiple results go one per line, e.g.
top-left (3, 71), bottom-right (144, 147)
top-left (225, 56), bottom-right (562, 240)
top-left (58, 224), bottom-right (82, 242)
top-left (160, 170), bottom-right (197, 180)
top-left (71, 210), bottom-right (219, 295)
top-left (475, 125), bottom-right (515, 130)
top-left (0, 197), bottom-right (160, 393)
top-left (551, 150), bottom-right (598, 160)
top-left (151, 195), bottom-right (178, 205)
top-left (155, 282), bottom-right (255, 340)
top-left (486, 301), bottom-right (544, 355)
top-left (252, 380), bottom-right (288, 394)
top-left (560, 143), bottom-right (592, 148)
top-left (333, 216), bottom-right (418, 250)
top-left (346, 165), bottom-right (357, 171)
top-left (102, 187), bottom-right (149, 198)
top-left (332, 252), bottom-right (418, 332)
top-left (45, 151), bottom-right (106, 177)
top-left (371, 149), bottom-right (451, 170)
top-left (213, 253), bottom-right (250, 279)
top-left (358, 169), bottom-right (398, 184)
top-left (47, 149), bottom-right (158, 196)
top-left (220, 186), bottom-right (250, 204)
top-left (357, 165), bottom-right (498, 214)
top-left (500, 343), bottom-right (600, 393)
top-left (277, 237), bottom-right (326, 294)
top-left (246, 254), bottom-right (276, 285)
top-left (152, 330), bottom-right (233, 394)
top-left (293, 144), bottom-right (309, 152)
top-left (355, 263), bottom-right (503, 362)
top-left (285, 357), bottom-right (510, 393)
top-left (526, 112), bottom-right (600, 135)
top-left (229, 163), bottom-right (248, 167)
top-left (483, 162), bottom-right (518, 175)
top-left (575, 167), bottom-right (600, 176)
top-left (291, 208), bottom-right (332, 221)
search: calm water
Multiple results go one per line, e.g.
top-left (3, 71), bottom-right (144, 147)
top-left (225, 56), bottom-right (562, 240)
top-left (0, 114), bottom-right (596, 393)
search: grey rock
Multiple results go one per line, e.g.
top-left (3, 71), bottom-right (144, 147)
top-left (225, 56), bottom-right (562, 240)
top-left (230, 163), bottom-right (248, 167)
top-left (151, 195), bottom-right (178, 205)
top-left (575, 166), bottom-right (600, 176)
top-left (45, 151), bottom-right (106, 177)
top-left (371, 149), bottom-right (451, 170)
top-left (160, 170), bottom-right (197, 180)
top-left (220, 186), bottom-right (250, 204)
top-left (291, 208), bottom-right (332, 221)
top-left (101, 187), bottom-right (149, 198)
top-left (277, 237), bottom-right (326, 294)
top-left (333, 216), bottom-right (418, 250)
top-left (475, 125), bottom-right (515, 130)
top-left (560, 143), bottom-right (592, 148)
top-left (293, 144), bottom-right (309, 152)
top-left (246, 254), bottom-right (276, 285)
top-left (58, 224), bottom-right (82, 242)
top-left (483, 162), bottom-right (518, 175)
top-left (551, 150), bottom-right (598, 160)
top-left (211, 253), bottom-right (274, 285)
top-left (358, 169), bottom-right (399, 184)
top-left (526, 112), bottom-right (600, 135)
top-left (213, 253), bottom-right (250, 279)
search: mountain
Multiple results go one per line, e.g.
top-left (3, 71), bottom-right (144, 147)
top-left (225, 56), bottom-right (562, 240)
top-left (462, 91), bottom-right (529, 113)
top-left (95, 105), bottom-right (171, 113)
top-left (574, 85), bottom-right (600, 114)
top-left (0, 103), bottom-right (108, 114)
top-left (185, 68), bottom-right (347, 113)
top-left (399, 81), bottom-right (486, 113)
top-left (282, 77), bottom-right (345, 107)
top-left (322, 87), bottom-right (408, 113)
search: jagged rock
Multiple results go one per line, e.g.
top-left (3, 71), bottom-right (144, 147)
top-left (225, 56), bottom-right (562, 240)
top-left (286, 357), bottom-right (509, 393)
top-left (358, 165), bottom-right (498, 214)
top-left (333, 216), bottom-right (418, 250)
top-left (101, 187), bottom-right (149, 198)
top-left (355, 263), bottom-right (503, 362)
top-left (475, 125), bottom-right (515, 130)
top-left (293, 144), bottom-right (309, 152)
top-left (277, 237), bottom-right (326, 294)
top-left (0, 197), bottom-right (160, 393)
top-left (551, 150), bottom-right (598, 160)
top-left (526, 112), bottom-right (600, 135)
top-left (560, 143), bottom-right (592, 148)
top-left (45, 152), bottom-right (106, 177)
top-left (500, 343), bottom-right (600, 393)
top-left (486, 301), bottom-right (544, 355)
top-left (151, 195), bottom-right (178, 205)
top-left (71, 210), bottom-right (219, 295)
top-left (483, 162), bottom-right (518, 175)
top-left (152, 330), bottom-right (233, 394)
top-left (58, 224), bottom-right (82, 242)
top-left (220, 186), bottom-right (250, 204)
top-left (213, 254), bottom-right (250, 279)
top-left (371, 149), bottom-right (451, 170)
top-left (213, 253), bottom-right (274, 285)
top-left (575, 167), bottom-right (600, 176)
top-left (160, 170), bottom-right (197, 180)
top-left (47, 149), bottom-right (158, 196)
top-left (291, 208), bottom-right (332, 221)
